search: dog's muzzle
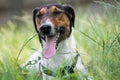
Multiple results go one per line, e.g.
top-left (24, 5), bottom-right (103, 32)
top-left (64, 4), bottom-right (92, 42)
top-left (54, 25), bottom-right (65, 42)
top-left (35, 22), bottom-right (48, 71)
top-left (40, 23), bottom-right (57, 37)
top-left (40, 24), bottom-right (52, 35)
top-left (39, 23), bottom-right (65, 59)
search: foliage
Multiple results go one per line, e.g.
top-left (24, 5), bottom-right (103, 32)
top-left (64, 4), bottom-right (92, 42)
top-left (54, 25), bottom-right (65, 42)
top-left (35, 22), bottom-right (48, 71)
top-left (0, 2), bottom-right (120, 80)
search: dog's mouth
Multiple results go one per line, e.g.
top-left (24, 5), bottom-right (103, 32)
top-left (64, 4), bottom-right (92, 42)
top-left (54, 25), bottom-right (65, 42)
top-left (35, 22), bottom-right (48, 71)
top-left (43, 27), bottom-right (65, 59)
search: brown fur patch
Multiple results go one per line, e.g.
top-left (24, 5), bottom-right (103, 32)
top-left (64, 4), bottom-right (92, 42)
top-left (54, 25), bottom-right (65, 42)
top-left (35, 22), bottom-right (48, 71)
top-left (35, 7), bottom-right (47, 31)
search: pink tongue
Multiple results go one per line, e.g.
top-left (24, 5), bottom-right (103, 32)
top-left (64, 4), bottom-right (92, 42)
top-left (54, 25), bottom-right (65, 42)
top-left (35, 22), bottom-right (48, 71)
top-left (43, 36), bottom-right (57, 59)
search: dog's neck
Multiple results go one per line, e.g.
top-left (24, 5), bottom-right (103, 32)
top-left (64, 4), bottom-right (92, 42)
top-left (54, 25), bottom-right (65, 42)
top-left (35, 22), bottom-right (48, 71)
top-left (57, 33), bottom-right (76, 54)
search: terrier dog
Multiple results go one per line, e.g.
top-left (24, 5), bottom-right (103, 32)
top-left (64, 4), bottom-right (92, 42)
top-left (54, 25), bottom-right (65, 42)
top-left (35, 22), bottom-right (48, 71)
top-left (24, 4), bottom-right (87, 80)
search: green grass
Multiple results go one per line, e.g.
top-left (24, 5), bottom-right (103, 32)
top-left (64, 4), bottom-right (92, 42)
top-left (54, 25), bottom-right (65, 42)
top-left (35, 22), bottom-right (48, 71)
top-left (0, 2), bottom-right (120, 80)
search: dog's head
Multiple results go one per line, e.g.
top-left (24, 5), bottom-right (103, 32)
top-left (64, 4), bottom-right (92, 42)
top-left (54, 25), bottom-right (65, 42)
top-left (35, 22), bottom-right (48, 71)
top-left (33, 4), bottom-right (75, 59)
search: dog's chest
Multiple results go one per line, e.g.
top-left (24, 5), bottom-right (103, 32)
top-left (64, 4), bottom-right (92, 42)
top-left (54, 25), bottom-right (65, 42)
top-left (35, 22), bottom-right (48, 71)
top-left (41, 53), bottom-right (76, 71)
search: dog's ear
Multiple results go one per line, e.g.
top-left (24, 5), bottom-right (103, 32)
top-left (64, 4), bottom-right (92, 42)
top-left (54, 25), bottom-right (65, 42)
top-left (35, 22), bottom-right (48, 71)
top-left (33, 7), bottom-right (43, 46)
top-left (63, 5), bottom-right (75, 27)
top-left (33, 7), bottom-right (40, 33)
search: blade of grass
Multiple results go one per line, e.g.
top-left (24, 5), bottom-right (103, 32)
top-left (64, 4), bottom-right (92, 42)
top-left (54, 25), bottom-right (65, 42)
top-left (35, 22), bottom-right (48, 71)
top-left (16, 34), bottom-right (37, 65)
top-left (81, 31), bottom-right (102, 47)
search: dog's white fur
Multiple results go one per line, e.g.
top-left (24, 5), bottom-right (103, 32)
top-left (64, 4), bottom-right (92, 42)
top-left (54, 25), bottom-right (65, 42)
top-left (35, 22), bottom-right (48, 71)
top-left (23, 30), bottom-right (87, 80)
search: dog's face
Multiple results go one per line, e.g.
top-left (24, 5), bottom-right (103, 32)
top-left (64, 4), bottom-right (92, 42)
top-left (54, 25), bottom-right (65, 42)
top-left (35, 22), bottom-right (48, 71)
top-left (33, 4), bottom-right (75, 59)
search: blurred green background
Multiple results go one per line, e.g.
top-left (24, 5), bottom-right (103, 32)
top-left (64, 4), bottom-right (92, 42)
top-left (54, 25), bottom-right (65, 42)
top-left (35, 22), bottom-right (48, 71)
top-left (0, 0), bottom-right (120, 80)
top-left (0, 0), bottom-right (116, 25)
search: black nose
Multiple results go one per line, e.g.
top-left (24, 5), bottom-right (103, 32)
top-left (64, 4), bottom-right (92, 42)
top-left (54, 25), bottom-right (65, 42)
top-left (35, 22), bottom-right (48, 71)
top-left (40, 24), bottom-right (51, 35)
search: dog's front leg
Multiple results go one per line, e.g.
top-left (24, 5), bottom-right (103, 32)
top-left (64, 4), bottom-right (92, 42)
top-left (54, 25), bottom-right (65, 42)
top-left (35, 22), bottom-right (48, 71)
top-left (76, 56), bottom-right (94, 80)
top-left (42, 73), bottom-right (54, 80)
top-left (76, 56), bottom-right (87, 74)
top-left (75, 56), bottom-right (93, 80)
top-left (22, 48), bottom-right (42, 71)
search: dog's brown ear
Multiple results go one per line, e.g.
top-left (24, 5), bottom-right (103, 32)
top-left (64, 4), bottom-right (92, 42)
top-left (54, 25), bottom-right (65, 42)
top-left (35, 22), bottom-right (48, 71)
top-left (33, 7), bottom-right (40, 33)
top-left (63, 5), bottom-right (75, 27)
top-left (33, 7), bottom-right (43, 46)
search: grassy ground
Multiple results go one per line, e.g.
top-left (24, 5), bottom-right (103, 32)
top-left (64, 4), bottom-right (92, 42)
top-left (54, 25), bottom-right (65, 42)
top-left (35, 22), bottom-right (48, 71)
top-left (0, 2), bottom-right (120, 80)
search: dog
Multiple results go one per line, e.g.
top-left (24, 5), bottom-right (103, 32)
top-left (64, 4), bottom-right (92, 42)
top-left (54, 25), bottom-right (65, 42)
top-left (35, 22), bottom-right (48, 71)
top-left (23, 4), bottom-right (87, 80)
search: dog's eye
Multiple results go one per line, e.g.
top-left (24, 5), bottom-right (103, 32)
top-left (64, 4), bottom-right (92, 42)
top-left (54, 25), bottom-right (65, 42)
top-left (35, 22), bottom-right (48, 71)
top-left (36, 14), bottom-right (43, 19)
top-left (53, 11), bottom-right (61, 16)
